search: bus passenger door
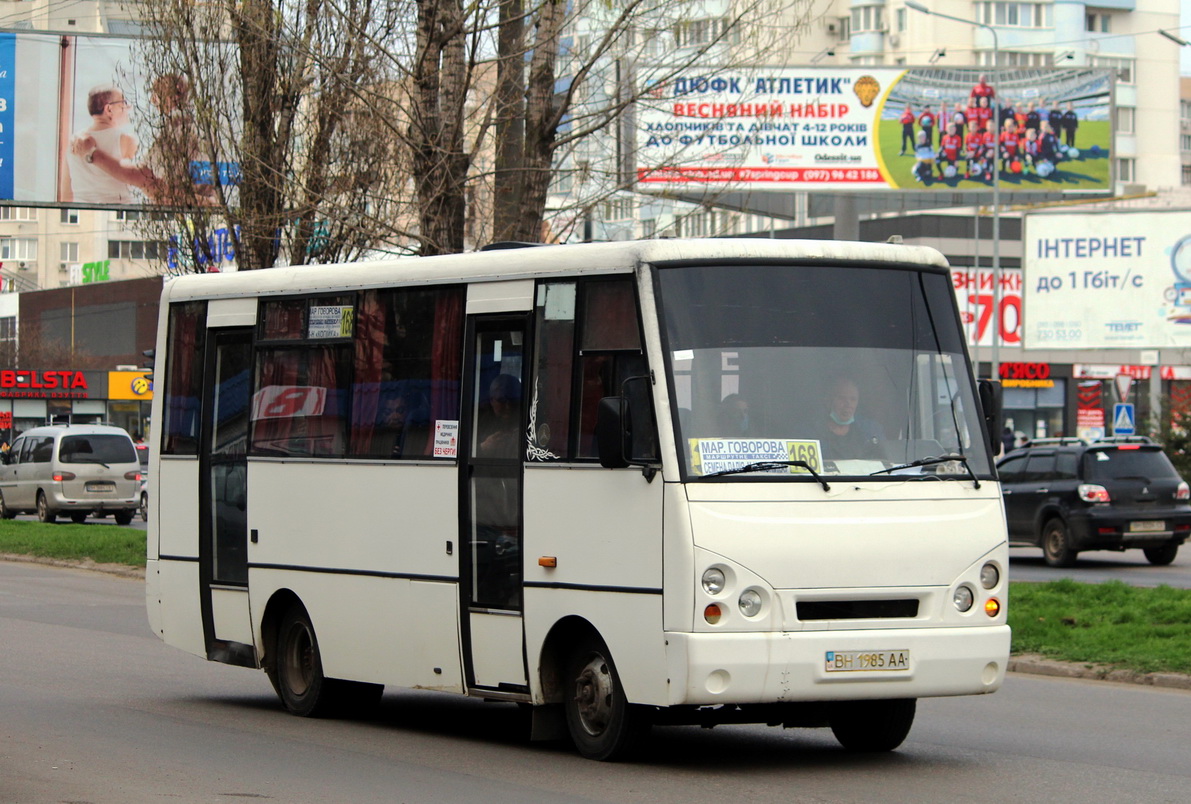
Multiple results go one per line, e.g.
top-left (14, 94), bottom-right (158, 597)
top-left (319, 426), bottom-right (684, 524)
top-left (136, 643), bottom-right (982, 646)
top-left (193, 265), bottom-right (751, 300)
top-left (460, 316), bottom-right (528, 694)
top-left (199, 327), bottom-right (255, 666)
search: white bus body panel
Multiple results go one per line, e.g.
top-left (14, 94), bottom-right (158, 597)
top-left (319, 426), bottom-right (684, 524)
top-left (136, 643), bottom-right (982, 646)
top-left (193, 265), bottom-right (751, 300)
top-left (150, 457), bottom-right (205, 657)
top-left (245, 460), bottom-right (463, 692)
top-left (522, 464), bottom-right (666, 704)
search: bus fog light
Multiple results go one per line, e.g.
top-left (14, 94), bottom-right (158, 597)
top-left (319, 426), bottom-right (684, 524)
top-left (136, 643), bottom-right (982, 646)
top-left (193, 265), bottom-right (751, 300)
top-left (980, 563), bottom-right (1000, 589)
top-left (953, 585), bottom-right (974, 612)
top-left (985, 597), bottom-right (1001, 617)
top-left (701, 568), bottom-right (726, 595)
top-left (704, 603), bottom-right (723, 624)
top-left (738, 589), bottom-right (763, 617)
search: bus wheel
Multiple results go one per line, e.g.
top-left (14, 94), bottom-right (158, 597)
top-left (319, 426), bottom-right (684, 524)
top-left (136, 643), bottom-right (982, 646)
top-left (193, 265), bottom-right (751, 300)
top-left (37, 492), bottom-right (56, 523)
top-left (274, 605), bottom-right (335, 717)
top-left (1041, 518), bottom-right (1077, 567)
top-left (563, 636), bottom-right (649, 761)
top-left (829, 698), bottom-right (916, 752)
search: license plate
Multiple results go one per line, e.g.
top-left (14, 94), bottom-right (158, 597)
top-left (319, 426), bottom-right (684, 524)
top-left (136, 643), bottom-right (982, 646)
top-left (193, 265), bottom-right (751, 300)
top-left (825, 649), bottom-right (910, 673)
top-left (1129, 520), bottom-right (1165, 533)
top-left (85, 481), bottom-right (116, 493)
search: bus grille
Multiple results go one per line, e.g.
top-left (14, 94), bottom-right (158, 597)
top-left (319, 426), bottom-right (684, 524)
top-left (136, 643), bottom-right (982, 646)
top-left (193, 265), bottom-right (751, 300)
top-left (796, 599), bottom-right (919, 620)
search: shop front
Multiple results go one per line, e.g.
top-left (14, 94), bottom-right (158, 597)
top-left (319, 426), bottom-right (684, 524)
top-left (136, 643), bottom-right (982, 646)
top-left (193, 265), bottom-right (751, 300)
top-left (0, 368), bottom-right (153, 443)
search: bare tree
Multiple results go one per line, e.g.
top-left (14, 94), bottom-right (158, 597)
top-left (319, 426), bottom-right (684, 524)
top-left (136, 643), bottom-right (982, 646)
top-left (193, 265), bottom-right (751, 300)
top-left (130, 0), bottom-right (414, 270)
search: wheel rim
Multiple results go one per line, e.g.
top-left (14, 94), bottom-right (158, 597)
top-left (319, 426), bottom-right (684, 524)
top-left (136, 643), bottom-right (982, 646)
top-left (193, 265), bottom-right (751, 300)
top-left (282, 622), bottom-right (316, 697)
top-left (572, 653), bottom-right (615, 737)
top-left (37, 495), bottom-right (46, 519)
top-left (1044, 525), bottom-right (1064, 557)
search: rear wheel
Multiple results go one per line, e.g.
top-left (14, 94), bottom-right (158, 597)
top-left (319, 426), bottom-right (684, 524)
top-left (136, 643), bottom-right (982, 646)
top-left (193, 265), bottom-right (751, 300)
top-left (70, 512), bottom-right (88, 524)
top-left (1143, 544), bottom-right (1179, 566)
top-left (269, 605), bottom-right (382, 718)
top-left (139, 492), bottom-right (148, 522)
top-left (1041, 518), bottom-right (1077, 567)
top-left (36, 492), bottom-right (56, 523)
top-left (114, 510), bottom-right (134, 526)
top-left (829, 698), bottom-right (917, 752)
top-left (563, 636), bottom-right (650, 761)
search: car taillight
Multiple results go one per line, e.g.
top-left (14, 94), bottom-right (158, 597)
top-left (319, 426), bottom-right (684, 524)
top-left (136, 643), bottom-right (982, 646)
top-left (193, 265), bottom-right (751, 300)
top-left (124, 471), bottom-right (142, 481)
top-left (52, 471), bottom-right (76, 482)
top-left (1177, 482), bottom-right (1190, 501)
top-left (1079, 484), bottom-right (1111, 503)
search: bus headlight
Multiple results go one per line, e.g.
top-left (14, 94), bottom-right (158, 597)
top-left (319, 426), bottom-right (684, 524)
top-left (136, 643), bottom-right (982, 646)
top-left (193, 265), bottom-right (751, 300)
top-left (738, 589), bottom-right (763, 617)
top-left (701, 568), bottom-right (726, 595)
top-left (953, 585), bottom-right (975, 612)
top-left (980, 562), bottom-right (1000, 589)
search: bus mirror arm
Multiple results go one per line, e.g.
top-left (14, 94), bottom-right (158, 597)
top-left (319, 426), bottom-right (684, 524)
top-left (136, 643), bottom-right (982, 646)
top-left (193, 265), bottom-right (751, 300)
top-left (978, 380), bottom-right (1003, 459)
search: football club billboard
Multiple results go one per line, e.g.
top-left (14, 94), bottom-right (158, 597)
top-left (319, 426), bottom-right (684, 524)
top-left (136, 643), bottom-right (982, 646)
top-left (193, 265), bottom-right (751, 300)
top-left (0, 30), bottom-right (237, 209)
top-left (636, 66), bottom-right (1112, 192)
top-left (1023, 210), bottom-right (1191, 349)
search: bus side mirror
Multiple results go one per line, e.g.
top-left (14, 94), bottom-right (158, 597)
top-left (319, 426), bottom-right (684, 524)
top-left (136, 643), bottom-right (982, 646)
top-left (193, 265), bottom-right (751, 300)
top-left (595, 375), bottom-right (660, 474)
top-left (978, 379), bottom-right (1003, 457)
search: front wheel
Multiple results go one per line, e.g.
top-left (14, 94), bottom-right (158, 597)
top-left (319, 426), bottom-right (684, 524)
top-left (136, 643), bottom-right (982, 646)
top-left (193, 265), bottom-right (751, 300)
top-left (70, 512), bottom-right (88, 524)
top-left (1143, 544), bottom-right (1179, 566)
top-left (1042, 518), bottom-right (1077, 567)
top-left (114, 510), bottom-right (134, 526)
top-left (139, 492), bottom-right (148, 522)
top-left (36, 492), bottom-right (56, 523)
top-left (829, 698), bottom-right (916, 752)
top-left (0, 492), bottom-right (17, 519)
top-left (563, 636), bottom-right (650, 761)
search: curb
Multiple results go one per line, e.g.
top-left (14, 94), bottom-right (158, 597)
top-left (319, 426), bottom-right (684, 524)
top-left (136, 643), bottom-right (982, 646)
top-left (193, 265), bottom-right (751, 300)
top-left (1, 553), bottom-right (144, 580)
top-left (1010, 653), bottom-right (1191, 690)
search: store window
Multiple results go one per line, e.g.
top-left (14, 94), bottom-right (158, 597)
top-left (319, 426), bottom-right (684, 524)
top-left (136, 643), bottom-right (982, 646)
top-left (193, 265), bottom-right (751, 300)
top-left (1003, 379), bottom-right (1067, 443)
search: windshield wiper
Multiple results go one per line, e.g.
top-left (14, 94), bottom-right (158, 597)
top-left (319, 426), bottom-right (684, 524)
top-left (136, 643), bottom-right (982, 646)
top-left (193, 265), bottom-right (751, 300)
top-left (871, 453), bottom-right (981, 489)
top-left (702, 460), bottom-right (830, 491)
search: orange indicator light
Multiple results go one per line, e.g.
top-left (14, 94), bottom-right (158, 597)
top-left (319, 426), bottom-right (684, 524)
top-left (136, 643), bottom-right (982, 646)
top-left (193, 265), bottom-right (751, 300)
top-left (985, 598), bottom-right (1001, 617)
top-left (538, 556), bottom-right (557, 568)
top-left (704, 604), bottom-right (722, 624)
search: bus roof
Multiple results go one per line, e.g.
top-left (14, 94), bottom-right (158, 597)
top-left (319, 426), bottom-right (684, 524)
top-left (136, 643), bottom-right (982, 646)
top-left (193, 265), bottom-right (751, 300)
top-left (161, 238), bottom-right (950, 303)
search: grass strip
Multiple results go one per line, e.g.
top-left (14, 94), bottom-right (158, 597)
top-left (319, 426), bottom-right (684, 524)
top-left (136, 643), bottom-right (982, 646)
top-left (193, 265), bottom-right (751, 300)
top-left (0, 520), bottom-right (147, 567)
top-left (1009, 579), bottom-right (1191, 675)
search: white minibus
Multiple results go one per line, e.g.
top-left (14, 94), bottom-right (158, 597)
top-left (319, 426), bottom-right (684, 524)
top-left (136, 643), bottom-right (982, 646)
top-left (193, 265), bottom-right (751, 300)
top-left (146, 238), bottom-right (1009, 760)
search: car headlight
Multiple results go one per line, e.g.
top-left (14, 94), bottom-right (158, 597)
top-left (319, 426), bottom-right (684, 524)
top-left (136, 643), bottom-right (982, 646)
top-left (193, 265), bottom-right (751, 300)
top-left (980, 562), bottom-right (1000, 589)
top-left (738, 589), bottom-right (763, 617)
top-left (701, 568), bottom-right (726, 595)
top-left (953, 585), bottom-right (975, 612)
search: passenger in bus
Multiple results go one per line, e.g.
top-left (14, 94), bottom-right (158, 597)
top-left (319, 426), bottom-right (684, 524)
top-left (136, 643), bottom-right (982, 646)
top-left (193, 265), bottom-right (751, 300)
top-left (818, 376), bottom-right (886, 462)
top-left (717, 394), bottom-right (751, 437)
top-left (375, 389), bottom-right (429, 458)
top-left (478, 374), bottom-right (522, 458)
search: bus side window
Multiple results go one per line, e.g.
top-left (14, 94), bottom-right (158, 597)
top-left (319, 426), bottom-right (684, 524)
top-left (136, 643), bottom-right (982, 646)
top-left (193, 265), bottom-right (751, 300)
top-left (161, 301), bottom-right (207, 456)
top-left (529, 278), bottom-right (647, 461)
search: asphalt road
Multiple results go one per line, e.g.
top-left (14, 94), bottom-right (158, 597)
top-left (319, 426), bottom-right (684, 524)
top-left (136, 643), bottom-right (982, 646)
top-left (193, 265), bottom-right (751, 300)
top-left (1009, 544), bottom-right (1191, 587)
top-left (2, 561), bottom-right (1191, 804)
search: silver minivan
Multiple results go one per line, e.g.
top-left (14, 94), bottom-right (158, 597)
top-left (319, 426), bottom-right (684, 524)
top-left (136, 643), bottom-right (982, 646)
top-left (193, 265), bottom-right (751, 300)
top-left (0, 424), bottom-right (142, 524)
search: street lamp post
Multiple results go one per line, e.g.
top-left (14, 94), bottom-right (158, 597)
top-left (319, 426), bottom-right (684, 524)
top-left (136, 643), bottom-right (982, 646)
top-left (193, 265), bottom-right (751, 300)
top-left (906, 1), bottom-right (1001, 381)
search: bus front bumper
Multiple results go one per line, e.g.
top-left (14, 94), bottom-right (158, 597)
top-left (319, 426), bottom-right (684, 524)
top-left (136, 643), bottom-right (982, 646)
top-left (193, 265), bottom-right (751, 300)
top-left (665, 625), bottom-right (1010, 706)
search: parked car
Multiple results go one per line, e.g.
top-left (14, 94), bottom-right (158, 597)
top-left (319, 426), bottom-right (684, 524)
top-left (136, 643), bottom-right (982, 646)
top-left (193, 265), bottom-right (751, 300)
top-left (997, 436), bottom-right (1191, 567)
top-left (0, 424), bottom-right (142, 525)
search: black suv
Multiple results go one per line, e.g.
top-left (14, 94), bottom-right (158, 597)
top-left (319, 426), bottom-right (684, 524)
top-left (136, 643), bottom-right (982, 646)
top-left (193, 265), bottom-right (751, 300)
top-left (997, 437), bottom-right (1191, 567)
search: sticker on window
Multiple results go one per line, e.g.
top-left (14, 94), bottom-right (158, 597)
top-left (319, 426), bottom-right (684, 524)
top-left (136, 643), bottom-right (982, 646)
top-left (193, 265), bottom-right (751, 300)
top-left (433, 420), bottom-right (460, 458)
top-left (307, 305), bottom-right (355, 338)
top-left (689, 438), bottom-right (822, 476)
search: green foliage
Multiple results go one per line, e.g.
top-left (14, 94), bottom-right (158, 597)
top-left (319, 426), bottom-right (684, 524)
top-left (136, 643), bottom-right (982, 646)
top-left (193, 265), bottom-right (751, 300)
top-left (1009, 580), bottom-right (1191, 674)
top-left (0, 521), bottom-right (146, 567)
top-left (1149, 396), bottom-right (1191, 479)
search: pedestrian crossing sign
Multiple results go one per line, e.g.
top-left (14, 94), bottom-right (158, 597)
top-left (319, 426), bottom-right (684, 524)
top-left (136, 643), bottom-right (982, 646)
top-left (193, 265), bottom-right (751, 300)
top-left (1113, 403), bottom-right (1135, 435)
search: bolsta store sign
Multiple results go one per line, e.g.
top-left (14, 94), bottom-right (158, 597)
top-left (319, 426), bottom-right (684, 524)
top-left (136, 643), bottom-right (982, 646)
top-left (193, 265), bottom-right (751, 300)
top-left (0, 370), bottom-right (99, 399)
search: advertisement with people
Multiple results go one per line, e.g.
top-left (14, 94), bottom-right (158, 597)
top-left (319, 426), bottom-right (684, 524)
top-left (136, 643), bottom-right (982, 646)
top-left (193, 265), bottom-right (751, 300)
top-left (636, 66), bottom-right (1112, 192)
top-left (0, 30), bottom-right (237, 208)
top-left (1023, 210), bottom-right (1191, 349)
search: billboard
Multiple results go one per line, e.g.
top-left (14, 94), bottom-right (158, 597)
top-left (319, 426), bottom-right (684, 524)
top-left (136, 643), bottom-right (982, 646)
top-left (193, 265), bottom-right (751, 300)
top-left (1023, 210), bottom-right (1191, 349)
top-left (952, 266), bottom-right (1022, 348)
top-left (0, 31), bottom-right (237, 208)
top-left (636, 66), bottom-right (1112, 192)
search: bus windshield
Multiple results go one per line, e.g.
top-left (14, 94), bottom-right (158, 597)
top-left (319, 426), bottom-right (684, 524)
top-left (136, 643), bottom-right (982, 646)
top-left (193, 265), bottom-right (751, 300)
top-left (657, 262), bottom-right (993, 481)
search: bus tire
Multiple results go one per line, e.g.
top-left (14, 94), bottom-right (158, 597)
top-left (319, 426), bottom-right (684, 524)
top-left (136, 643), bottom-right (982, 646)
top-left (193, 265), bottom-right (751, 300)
top-left (273, 605), bottom-right (338, 718)
top-left (37, 492), bottom-right (56, 523)
top-left (563, 636), bottom-right (649, 761)
top-left (829, 698), bottom-right (916, 752)
top-left (1041, 518), bottom-right (1077, 567)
